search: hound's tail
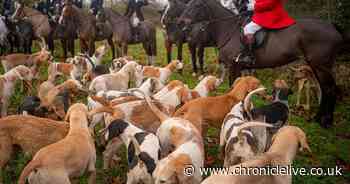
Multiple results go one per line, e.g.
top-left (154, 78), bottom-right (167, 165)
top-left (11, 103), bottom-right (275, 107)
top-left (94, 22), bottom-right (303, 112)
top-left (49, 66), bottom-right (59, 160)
top-left (236, 121), bottom-right (274, 136)
top-left (130, 88), bottom-right (169, 122)
top-left (243, 88), bottom-right (266, 120)
top-left (90, 95), bottom-right (110, 106)
top-left (18, 160), bottom-right (41, 184)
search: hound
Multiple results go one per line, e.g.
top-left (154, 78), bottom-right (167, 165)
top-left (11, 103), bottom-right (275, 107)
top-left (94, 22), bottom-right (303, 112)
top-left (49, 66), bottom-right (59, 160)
top-left (38, 79), bottom-right (86, 120)
top-left (100, 119), bottom-right (161, 184)
top-left (0, 65), bottom-right (34, 117)
top-left (174, 76), bottom-right (265, 133)
top-left (201, 126), bottom-right (311, 184)
top-left (142, 89), bottom-right (204, 184)
top-left (89, 85), bottom-right (191, 169)
top-left (89, 61), bottom-right (144, 93)
top-left (18, 104), bottom-right (96, 184)
top-left (142, 60), bottom-right (183, 84)
top-left (109, 56), bottom-right (134, 73)
top-left (88, 78), bottom-right (165, 129)
top-left (220, 88), bottom-right (273, 167)
top-left (1, 47), bottom-right (52, 76)
top-left (291, 65), bottom-right (321, 110)
top-left (0, 115), bottom-right (68, 183)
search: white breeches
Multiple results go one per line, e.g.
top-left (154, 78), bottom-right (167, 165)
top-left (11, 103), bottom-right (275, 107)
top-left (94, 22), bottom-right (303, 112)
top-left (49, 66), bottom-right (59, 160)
top-left (243, 21), bottom-right (262, 35)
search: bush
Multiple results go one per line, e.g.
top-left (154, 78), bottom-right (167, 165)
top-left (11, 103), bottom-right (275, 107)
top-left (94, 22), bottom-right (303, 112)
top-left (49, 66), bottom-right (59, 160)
top-left (335, 0), bottom-right (350, 30)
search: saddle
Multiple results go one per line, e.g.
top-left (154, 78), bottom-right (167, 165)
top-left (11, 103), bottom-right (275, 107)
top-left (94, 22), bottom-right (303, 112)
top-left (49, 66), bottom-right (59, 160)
top-left (252, 29), bottom-right (268, 49)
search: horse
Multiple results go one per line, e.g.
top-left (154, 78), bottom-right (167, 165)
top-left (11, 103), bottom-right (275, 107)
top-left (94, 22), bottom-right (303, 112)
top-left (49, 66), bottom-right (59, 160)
top-left (96, 8), bottom-right (157, 65)
top-left (186, 22), bottom-right (216, 75)
top-left (48, 3), bottom-right (77, 58)
top-left (162, 0), bottom-right (216, 75)
top-left (59, 3), bottom-right (96, 56)
top-left (3, 17), bottom-right (33, 54)
top-left (12, 3), bottom-right (52, 49)
top-left (59, 3), bottom-right (115, 58)
top-left (178, 0), bottom-right (344, 128)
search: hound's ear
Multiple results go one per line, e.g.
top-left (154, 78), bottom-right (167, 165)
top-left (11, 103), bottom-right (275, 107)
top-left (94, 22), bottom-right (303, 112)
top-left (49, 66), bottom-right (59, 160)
top-left (232, 77), bottom-right (242, 88)
top-left (207, 78), bottom-right (217, 92)
top-left (179, 88), bottom-right (190, 104)
top-left (150, 79), bottom-right (157, 93)
top-left (296, 128), bottom-right (312, 153)
top-left (174, 154), bottom-right (193, 183)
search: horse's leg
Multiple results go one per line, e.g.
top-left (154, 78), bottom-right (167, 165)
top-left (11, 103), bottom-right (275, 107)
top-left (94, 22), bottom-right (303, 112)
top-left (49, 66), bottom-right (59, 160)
top-left (61, 39), bottom-right (67, 58)
top-left (89, 40), bottom-right (95, 56)
top-left (165, 39), bottom-right (172, 64)
top-left (228, 63), bottom-right (242, 85)
top-left (310, 62), bottom-right (336, 128)
top-left (47, 37), bottom-right (54, 53)
top-left (189, 43), bottom-right (198, 75)
top-left (177, 41), bottom-right (183, 62)
top-left (198, 46), bottom-right (205, 75)
top-left (69, 39), bottom-right (75, 57)
top-left (80, 39), bottom-right (87, 53)
top-left (142, 42), bottom-right (152, 65)
top-left (115, 42), bottom-right (121, 58)
top-left (107, 38), bottom-right (115, 59)
top-left (122, 43), bottom-right (128, 56)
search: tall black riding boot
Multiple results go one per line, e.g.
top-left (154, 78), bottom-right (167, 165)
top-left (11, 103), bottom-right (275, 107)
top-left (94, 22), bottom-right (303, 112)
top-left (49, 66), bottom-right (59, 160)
top-left (240, 34), bottom-right (256, 65)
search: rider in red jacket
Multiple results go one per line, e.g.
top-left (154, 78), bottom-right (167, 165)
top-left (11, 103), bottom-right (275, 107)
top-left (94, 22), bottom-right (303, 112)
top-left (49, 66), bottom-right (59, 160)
top-left (240, 0), bottom-right (295, 64)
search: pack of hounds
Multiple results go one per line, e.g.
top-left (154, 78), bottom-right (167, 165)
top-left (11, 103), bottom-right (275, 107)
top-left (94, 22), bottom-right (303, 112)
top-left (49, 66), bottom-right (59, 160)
top-left (0, 44), bottom-right (317, 184)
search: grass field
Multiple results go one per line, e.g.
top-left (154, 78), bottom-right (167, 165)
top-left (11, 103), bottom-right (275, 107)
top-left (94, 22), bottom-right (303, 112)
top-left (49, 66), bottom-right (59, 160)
top-left (1, 28), bottom-right (350, 184)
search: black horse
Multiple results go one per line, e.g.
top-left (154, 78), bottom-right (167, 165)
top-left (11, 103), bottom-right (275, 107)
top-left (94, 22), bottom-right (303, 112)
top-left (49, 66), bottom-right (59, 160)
top-left (4, 18), bottom-right (33, 54)
top-left (162, 0), bottom-right (216, 75)
top-left (178, 0), bottom-right (344, 128)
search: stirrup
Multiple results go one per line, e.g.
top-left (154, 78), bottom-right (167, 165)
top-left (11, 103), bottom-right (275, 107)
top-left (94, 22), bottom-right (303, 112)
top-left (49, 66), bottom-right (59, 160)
top-left (235, 53), bottom-right (242, 63)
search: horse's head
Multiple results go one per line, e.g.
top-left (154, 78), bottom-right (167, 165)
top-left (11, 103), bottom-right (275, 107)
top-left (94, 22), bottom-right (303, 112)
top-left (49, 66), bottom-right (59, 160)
top-left (163, 0), bottom-right (187, 24)
top-left (59, 3), bottom-right (75, 25)
top-left (11, 2), bottom-right (25, 20)
top-left (177, 0), bottom-right (210, 26)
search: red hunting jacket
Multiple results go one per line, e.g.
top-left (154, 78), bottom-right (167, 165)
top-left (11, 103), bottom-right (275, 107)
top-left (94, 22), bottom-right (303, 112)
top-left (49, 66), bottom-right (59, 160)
top-left (252, 0), bottom-right (295, 29)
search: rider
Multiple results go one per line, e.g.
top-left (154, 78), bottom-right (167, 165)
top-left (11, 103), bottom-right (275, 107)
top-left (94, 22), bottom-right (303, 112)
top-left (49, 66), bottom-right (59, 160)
top-left (125, 0), bottom-right (149, 22)
top-left (90, 0), bottom-right (103, 15)
top-left (240, 0), bottom-right (295, 64)
top-left (2, 0), bottom-right (15, 17)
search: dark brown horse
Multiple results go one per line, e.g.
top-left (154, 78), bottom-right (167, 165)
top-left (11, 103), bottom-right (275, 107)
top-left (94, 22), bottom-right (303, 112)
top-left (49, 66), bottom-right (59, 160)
top-left (59, 3), bottom-right (115, 58)
top-left (49, 3), bottom-right (77, 58)
top-left (96, 8), bottom-right (157, 65)
top-left (59, 3), bottom-right (96, 56)
top-left (178, 0), bottom-right (344, 128)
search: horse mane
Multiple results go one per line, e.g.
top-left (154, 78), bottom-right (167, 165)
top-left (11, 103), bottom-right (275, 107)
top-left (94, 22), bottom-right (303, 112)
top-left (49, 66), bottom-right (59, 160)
top-left (207, 0), bottom-right (237, 17)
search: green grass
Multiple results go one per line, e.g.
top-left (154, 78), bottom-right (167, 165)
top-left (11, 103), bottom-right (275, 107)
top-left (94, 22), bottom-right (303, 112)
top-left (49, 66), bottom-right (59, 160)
top-left (2, 29), bottom-right (350, 184)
